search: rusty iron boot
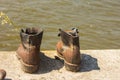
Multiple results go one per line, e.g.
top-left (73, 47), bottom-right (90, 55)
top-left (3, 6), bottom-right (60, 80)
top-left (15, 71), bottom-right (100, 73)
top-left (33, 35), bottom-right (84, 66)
top-left (16, 27), bottom-right (43, 73)
top-left (0, 69), bottom-right (6, 80)
top-left (56, 28), bottom-right (81, 72)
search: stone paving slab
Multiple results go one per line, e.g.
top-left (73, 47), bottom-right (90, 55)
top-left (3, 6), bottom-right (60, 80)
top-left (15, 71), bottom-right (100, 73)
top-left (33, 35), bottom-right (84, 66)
top-left (0, 50), bottom-right (120, 80)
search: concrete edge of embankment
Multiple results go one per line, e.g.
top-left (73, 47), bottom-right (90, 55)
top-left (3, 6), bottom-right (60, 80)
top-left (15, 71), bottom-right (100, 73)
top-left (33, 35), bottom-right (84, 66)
top-left (0, 49), bottom-right (120, 80)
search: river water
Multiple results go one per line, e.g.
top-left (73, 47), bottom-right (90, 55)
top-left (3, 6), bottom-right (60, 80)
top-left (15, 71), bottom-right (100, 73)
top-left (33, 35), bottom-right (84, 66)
top-left (0, 0), bottom-right (120, 51)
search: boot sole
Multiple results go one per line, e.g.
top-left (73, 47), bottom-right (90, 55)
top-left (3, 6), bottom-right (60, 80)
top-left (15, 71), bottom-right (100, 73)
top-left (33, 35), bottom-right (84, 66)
top-left (64, 61), bottom-right (80, 72)
top-left (16, 54), bottom-right (39, 73)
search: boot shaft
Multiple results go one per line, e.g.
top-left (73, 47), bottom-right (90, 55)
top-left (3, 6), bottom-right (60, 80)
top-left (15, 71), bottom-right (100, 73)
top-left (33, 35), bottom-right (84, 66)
top-left (58, 28), bottom-right (80, 48)
top-left (20, 27), bottom-right (43, 50)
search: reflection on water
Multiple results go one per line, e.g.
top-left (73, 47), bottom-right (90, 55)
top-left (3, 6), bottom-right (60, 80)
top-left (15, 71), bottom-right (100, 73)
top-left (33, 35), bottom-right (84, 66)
top-left (0, 0), bottom-right (120, 51)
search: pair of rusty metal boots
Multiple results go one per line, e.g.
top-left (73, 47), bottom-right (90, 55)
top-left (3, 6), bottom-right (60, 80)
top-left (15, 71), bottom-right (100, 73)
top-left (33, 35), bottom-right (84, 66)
top-left (16, 27), bottom-right (81, 73)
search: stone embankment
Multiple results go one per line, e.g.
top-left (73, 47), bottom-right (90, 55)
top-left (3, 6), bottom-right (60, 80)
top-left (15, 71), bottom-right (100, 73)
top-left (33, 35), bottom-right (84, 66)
top-left (0, 50), bottom-right (120, 80)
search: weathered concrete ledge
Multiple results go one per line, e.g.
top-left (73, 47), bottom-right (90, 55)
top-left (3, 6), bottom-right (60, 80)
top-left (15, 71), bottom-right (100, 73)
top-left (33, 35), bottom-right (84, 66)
top-left (0, 50), bottom-right (120, 80)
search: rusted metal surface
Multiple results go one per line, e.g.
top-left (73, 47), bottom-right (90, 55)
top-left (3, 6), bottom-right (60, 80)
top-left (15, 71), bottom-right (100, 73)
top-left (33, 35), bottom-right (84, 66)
top-left (16, 27), bottom-right (43, 73)
top-left (56, 28), bottom-right (81, 72)
top-left (0, 69), bottom-right (6, 80)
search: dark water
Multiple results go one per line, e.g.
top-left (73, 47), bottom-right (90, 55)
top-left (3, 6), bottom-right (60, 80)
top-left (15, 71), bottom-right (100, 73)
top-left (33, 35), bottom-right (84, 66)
top-left (0, 0), bottom-right (120, 51)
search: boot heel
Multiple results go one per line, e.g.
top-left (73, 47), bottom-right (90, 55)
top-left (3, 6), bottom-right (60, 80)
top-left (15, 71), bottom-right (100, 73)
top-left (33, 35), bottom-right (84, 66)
top-left (64, 61), bottom-right (80, 72)
top-left (20, 60), bottom-right (39, 73)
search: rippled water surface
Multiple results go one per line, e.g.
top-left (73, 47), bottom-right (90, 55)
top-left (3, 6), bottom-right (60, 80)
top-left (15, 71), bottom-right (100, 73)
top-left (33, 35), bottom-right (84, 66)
top-left (0, 0), bottom-right (120, 51)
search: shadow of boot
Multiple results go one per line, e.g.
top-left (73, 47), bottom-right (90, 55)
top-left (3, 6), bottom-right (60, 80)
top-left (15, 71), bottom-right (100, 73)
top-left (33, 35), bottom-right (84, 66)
top-left (36, 52), bottom-right (64, 74)
top-left (80, 54), bottom-right (100, 72)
